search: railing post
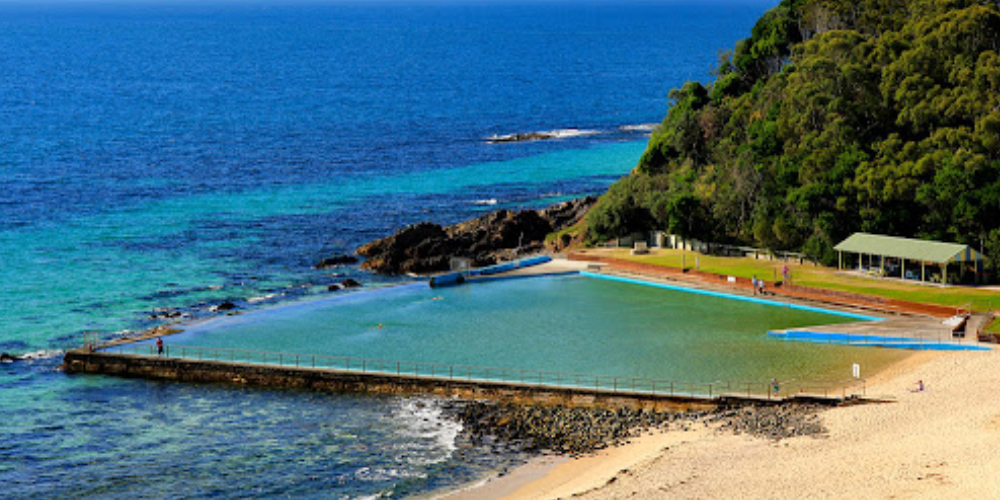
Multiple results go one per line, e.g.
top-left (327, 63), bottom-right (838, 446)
top-left (450, 365), bottom-right (453, 380)
top-left (363, 360), bottom-right (366, 372)
top-left (397, 362), bottom-right (400, 375)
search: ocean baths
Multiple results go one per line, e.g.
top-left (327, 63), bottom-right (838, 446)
top-left (104, 271), bottom-right (912, 388)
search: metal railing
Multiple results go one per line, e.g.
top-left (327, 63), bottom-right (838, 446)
top-left (108, 344), bottom-right (865, 400)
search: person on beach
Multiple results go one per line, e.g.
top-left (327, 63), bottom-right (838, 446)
top-left (156, 337), bottom-right (164, 356)
top-left (771, 378), bottom-right (780, 396)
top-left (915, 380), bottom-right (925, 392)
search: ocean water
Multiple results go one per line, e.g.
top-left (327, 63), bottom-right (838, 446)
top-left (0, 1), bottom-right (778, 498)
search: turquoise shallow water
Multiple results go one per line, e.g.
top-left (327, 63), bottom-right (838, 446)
top-left (163, 275), bottom-right (909, 383)
top-left (0, 140), bottom-right (646, 351)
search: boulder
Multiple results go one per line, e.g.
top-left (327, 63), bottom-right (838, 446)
top-left (355, 197), bottom-right (597, 275)
top-left (214, 301), bottom-right (238, 311)
top-left (0, 352), bottom-right (19, 363)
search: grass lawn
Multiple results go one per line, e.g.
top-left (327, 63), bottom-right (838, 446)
top-left (589, 248), bottom-right (1000, 313)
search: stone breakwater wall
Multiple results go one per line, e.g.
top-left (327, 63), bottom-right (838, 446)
top-left (62, 350), bottom-right (726, 412)
top-left (446, 401), bottom-right (828, 456)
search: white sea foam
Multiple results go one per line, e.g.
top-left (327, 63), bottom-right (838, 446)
top-left (619, 123), bottom-right (658, 132)
top-left (545, 128), bottom-right (601, 138)
top-left (389, 397), bottom-right (463, 466)
top-left (20, 350), bottom-right (64, 361)
top-left (473, 199), bottom-right (498, 206)
top-left (247, 293), bottom-right (280, 303)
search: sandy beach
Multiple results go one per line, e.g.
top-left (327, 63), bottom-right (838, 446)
top-left (439, 346), bottom-right (1000, 500)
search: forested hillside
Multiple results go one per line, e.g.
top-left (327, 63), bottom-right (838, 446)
top-left (588, 0), bottom-right (1000, 267)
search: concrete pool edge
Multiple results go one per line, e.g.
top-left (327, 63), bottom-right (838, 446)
top-left (579, 270), bottom-right (883, 322)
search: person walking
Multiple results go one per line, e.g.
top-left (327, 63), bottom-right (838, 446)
top-left (752, 275), bottom-right (758, 295)
top-left (156, 337), bottom-right (164, 356)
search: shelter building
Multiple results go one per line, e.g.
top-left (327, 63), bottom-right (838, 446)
top-left (834, 233), bottom-right (986, 285)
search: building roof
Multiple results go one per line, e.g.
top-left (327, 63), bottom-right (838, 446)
top-left (834, 233), bottom-right (983, 264)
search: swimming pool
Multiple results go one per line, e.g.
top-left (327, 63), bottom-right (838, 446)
top-left (158, 274), bottom-right (909, 383)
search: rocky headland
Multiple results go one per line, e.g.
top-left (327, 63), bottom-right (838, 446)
top-left (354, 196), bottom-right (595, 275)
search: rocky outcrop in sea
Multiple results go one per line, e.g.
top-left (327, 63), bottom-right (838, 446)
top-left (355, 196), bottom-right (596, 275)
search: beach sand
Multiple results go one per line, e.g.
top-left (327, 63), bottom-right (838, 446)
top-left (443, 347), bottom-right (1000, 500)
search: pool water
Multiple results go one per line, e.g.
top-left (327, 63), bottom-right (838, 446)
top-left (163, 275), bottom-right (909, 384)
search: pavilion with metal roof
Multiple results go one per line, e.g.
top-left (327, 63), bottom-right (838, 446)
top-left (834, 233), bottom-right (986, 284)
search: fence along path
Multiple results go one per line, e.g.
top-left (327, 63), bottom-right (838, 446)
top-left (109, 343), bottom-right (865, 401)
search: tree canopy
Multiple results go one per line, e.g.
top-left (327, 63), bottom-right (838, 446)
top-left (588, 0), bottom-right (1000, 269)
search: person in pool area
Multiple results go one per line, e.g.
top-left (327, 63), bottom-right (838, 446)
top-left (752, 276), bottom-right (758, 295)
top-left (771, 378), bottom-right (780, 396)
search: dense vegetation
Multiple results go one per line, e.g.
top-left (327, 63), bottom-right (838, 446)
top-left (588, 0), bottom-right (1000, 269)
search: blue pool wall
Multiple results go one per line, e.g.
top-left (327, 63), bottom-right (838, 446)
top-left (768, 331), bottom-right (991, 351)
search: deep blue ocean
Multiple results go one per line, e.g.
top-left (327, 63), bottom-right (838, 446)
top-left (0, 1), bottom-right (776, 498)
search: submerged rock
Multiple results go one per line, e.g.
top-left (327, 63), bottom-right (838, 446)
top-left (0, 352), bottom-right (20, 363)
top-left (315, 254), bottom-right (359, 269)
top-left (213, 301), bottom-right (238, 312)
top-left (356, 197), bottom-right (596, 275)
top-left (340, 278), bottom-right (362, 288)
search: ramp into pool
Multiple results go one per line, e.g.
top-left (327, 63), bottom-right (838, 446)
top-left (769, 317), bottom-right (991, 351)
top-left (64, 344), bottom-right (868, 411)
